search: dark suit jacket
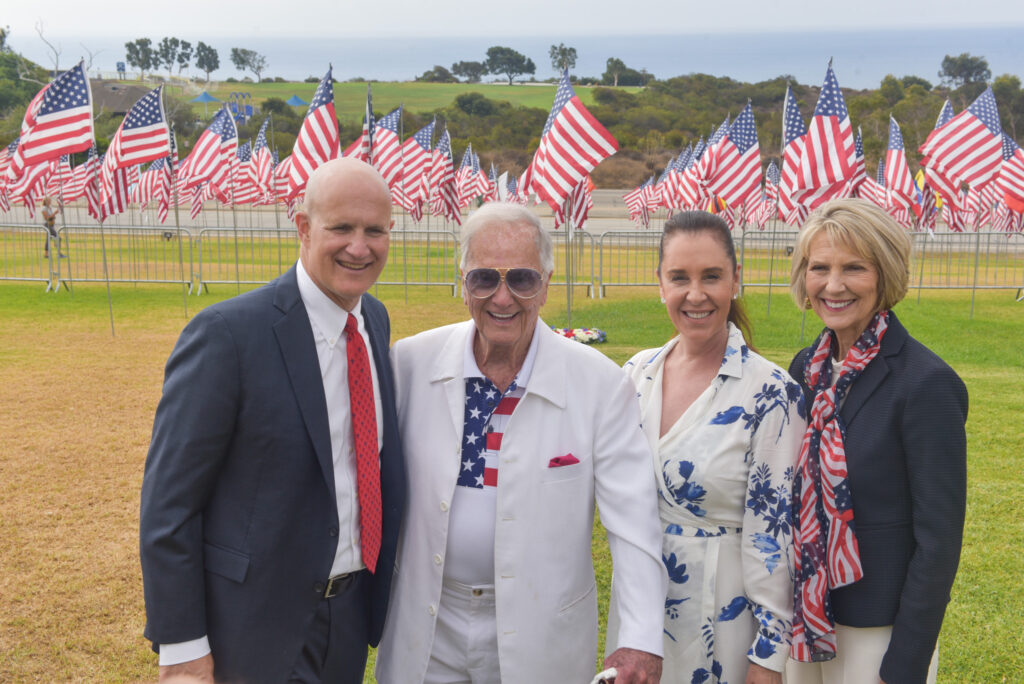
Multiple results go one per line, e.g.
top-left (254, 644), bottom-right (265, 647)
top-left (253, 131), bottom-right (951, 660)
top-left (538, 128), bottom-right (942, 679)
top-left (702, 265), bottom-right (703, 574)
top-left (789, 312), bottom-right (967, 684)
top-left (140, 266), bottom-right (405, 684)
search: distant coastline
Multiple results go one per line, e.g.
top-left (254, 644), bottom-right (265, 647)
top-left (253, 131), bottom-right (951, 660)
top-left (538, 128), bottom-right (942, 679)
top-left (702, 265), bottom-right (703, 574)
top-left (10, 27), bottom-right (1024, 89)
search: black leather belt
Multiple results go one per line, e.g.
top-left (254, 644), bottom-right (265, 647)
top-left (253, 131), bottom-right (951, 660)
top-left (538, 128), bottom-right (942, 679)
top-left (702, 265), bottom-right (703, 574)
top-left (323, 571), bottom-right (357, 598)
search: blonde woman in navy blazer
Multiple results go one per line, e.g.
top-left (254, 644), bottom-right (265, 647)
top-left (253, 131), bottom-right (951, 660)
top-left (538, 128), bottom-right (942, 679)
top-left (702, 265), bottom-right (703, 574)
top-left (784, 199), bottom-right (967, 684)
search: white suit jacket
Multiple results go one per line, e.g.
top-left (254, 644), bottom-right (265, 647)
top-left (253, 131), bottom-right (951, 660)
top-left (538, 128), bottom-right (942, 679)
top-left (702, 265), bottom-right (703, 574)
top-left (376, 320), bottom-right (666, 684)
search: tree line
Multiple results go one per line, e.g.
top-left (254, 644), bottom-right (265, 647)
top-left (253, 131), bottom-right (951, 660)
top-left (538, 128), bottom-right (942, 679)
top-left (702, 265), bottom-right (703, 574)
top-left (122, 37), bottom-right (269, 83)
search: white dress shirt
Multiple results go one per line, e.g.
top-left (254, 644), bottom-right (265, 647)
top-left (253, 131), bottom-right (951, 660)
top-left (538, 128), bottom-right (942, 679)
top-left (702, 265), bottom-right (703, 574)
top-left (159, 260), bottom-right (384, 666)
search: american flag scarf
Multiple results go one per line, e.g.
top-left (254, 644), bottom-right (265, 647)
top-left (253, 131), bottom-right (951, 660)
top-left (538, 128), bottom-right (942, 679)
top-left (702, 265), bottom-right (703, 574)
top-left (790, 309), bottom-right (890, 662)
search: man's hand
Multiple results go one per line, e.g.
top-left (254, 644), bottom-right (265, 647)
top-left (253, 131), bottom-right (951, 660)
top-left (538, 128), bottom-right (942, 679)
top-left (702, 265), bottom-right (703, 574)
top-left (159, 654), bottom-right (215, 683)
top-left (745, 662), bottom-right (782, 684)
top-left (602, 647), bottom-right (662, 684)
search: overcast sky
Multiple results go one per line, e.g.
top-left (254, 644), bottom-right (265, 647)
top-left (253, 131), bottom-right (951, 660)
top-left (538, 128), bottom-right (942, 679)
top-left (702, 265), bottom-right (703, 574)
top-left (6, 0), bottom-right (1024, 39)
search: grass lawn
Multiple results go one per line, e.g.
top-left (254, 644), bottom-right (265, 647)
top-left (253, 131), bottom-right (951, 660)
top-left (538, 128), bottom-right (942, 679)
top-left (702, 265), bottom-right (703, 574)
top-left (169, 79), bottom-right (638, 125)
top-left (0, 283), bottom-right (1020, 682)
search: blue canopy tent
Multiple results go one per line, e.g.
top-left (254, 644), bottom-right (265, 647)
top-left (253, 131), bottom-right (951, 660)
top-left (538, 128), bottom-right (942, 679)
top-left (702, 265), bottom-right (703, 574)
top-left (285, 94), bottom-right (309, 107)
top-left (189, 91), bottom-right (220, 116)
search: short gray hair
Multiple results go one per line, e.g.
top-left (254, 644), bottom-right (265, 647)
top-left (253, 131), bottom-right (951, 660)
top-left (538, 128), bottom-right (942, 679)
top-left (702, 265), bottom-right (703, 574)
top-left (459, 203), bottom-right (554, 275)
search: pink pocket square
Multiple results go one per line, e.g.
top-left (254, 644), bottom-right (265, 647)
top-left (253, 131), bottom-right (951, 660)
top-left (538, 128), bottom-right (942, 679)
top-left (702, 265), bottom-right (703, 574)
top-left (548, 453), bottom-right (580, 468)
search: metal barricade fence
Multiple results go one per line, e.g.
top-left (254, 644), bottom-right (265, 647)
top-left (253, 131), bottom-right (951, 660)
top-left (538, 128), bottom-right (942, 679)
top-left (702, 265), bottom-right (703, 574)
top-left (54, 225), bottom-right (193, 288)
top-left (195, 227), bottom-right (300, 291)
top-left (380, 229), bottom-right (461, 293)
top-left (0, 224), bottom-right (56, 286)
top-left (549, 230), bottom-right (597, 296)
top-left (597, 231), bottom-right (662, 297)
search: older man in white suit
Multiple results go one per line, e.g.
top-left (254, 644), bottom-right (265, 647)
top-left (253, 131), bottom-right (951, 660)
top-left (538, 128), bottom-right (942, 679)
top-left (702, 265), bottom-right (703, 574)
top-left (376, 203), bottom-right (666, 684)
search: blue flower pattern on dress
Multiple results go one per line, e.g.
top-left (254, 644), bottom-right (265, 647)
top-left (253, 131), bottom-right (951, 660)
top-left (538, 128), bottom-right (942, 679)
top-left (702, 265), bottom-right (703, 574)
top-left (622, 324), bottom-right (806, 682)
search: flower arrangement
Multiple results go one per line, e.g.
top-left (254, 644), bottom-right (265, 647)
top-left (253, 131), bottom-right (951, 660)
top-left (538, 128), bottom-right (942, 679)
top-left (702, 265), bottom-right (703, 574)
top-left (551, 327), bottom-right (607, 344)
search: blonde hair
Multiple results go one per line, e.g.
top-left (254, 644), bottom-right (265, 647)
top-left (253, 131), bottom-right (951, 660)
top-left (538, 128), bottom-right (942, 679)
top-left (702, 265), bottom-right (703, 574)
top-left (790, 198), bottom-right (912, 311)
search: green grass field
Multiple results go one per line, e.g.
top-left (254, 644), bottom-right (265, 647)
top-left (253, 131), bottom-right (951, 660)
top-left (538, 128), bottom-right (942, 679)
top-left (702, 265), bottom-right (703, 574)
top-left (173, 79), bottom-right (636, 123)
top-left (0, 283), bottom-right (1021, 682)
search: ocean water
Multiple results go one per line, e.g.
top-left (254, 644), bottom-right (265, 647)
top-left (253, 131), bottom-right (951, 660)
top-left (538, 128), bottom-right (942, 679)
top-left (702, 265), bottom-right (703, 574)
top-left (14, 27), bottom-right (1024, 89)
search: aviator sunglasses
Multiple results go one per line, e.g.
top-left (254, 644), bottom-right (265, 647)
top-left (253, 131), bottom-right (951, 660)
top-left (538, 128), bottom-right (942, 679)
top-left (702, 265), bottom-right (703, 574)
top-left (463, 267), bottom-right (545, 299)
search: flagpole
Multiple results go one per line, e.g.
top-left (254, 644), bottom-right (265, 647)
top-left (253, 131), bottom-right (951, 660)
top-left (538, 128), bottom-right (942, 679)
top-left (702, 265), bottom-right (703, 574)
top-left (171, 129), bottom-right (188, 318)
top-left (399, 104), bottom-right (409, 304)
top-left (96, 164), bottom-right (116, 336)
top-left (564, 195), bottom-right (573, 328)
top-left (765, 199), bottom-right (777, 316)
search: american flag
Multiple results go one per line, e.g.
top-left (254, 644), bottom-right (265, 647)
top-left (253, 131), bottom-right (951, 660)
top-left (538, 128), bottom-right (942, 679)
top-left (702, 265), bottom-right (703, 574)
top-left (505, 174), bottom-right (518, 202)
top-left (564, 176), bottom-right (594, 229)
top-left (475, 156), bottom-right (494, 201)
top-left (678, 137), bottom-right (709, 208)
top-left (458, 377), bottom-right (522, 489)
top-left (97, 151), bottom-right (132, 222)
top-left (663, 146), bottom-right (692, 210)
top-left (696, 116), bottom-right (731, 183)
top-left (179, 106), bottom-right (237, 191)
top-left (232, 141), bottom-right (261, 204)
top-left (918, 181), bottom-right (937, 233)
top-left (80, 145), bottom-right (102, 220)
top-left (253, 117), bottom-right (275, 199)
top-left (344, 84), bottom-right (374, 163)
top-left (654, 153), bottom-right (677, 210)
top-left (45, 155), bottom-right (74, 197)
top-left (859, 159), bottom-right (887, 209)
top-left (529, 68), bottom-right (618, 212)
top-left (936, 100), bottom-right (955, 128)
top-left (885, 116), bottom-right (916, 210)
top-left (7, 62), bottom-right (94, 180)
top-left (396, 119), bottom-right (434, 216)
top-left (455, 144), bottom-right (476, 208)
top-left (103, 86), bottom-right (171, 176)
top-left (287, 67), bottom-right (340, 199)
top-left (7, 155), bottom-right (52, 210)
top-left (0, 139), bottom-right (14, 210)
top-left (992, 200), bottom-right (1020, 232)
top-left (745, 161), bottom-right (780, 229)
top-left (372, 107), bottom-right (403, 190)
top-left (995, 132), bottom-right (1024, 205)
top-left (132, 156), bottom-right (171, 218)
top-left (484, 162), bottom-right (499, 202)
top-left (428, 128), bottom-right (460, 224)
top-left (779, 85), bottom-right (809, 225)
top-left (624, 176), bottom-right (653, 228)
top-left (841, 127), bottom-right (867, 198)
top-left (792, 65), bottom-right (857, 210)
top-left (708, 102), bottom-right (762, 207)
top-left (62, 154), bottom-right (90, 202)
top-left (918, 87), bottom-right (1002, 192)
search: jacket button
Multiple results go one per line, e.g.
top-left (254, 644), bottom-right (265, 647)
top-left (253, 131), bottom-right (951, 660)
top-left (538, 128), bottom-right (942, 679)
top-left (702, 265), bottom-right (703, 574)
top-left (433, 553), bottom-right (443, 565)
top-left (428, 604), bottom-right (436, 616)
top-left (440, 501), bottom-right (449, 512)
top-left (314, 582), bottom-right (325, 594)
top-left (328, 526), bottom-right (338, 537)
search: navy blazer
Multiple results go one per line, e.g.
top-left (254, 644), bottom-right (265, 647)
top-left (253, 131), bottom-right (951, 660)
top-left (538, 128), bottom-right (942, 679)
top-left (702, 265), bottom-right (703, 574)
top-left (140, 267), bottom-right (405, 684)
top-left (789, 312), bottom-right (967, 684)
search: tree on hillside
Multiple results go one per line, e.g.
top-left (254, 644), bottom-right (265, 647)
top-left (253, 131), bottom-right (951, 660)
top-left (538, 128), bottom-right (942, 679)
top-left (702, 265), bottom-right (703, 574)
top-left (901, 75), bottom-right (932, 91)
top-left (604, 57), bottom-right (626, 87)
top-left (483, 46), bottom-right (535, 84)
top-left (416, 65), bottom-right (457, 83)
top-left (880, 74), bottom-right (905, 106)
top-left (602, 57), bottom-right (651, 87)
top-left (993, 74), bottom-right (1024, 140)
top-left (939, 53), bottom-right (991, 89)
top-left (157, 37), bottom-right (180, 80)
top-left (230, 47), bottom-right (268, 82)
top-left (195, 41), bottom-right (219, 82)
top-left (0, 25), bottom-right (9, 52)
top-left (549, 43), bottom-right (577, 72)
top-left (125, 38), bottom-right (157, 79)
top-left (177, 40), bottom-right (193, 75)
top-left (451, 60), bottom-right (485, 83)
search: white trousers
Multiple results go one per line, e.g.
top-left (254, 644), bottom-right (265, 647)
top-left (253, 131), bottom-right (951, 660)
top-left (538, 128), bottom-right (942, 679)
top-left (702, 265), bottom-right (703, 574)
top-left (424, 579), bottom-right (501, 684)
top-left (783, 624), bottom-right (938, 684)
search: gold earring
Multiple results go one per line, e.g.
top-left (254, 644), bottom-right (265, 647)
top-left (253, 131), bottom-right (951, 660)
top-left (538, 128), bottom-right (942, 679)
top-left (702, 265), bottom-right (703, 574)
top-left (804, 297), bottom-right (812, 309)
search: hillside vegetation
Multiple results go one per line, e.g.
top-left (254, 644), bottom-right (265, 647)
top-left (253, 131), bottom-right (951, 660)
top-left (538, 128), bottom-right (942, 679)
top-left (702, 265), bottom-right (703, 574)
top-left (2, 50), bottom-right (1023, 189)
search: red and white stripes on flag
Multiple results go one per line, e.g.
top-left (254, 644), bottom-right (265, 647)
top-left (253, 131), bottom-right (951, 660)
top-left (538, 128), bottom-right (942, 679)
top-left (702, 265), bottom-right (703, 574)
top-left (371, 107), bottom-right (403, 191)
top-left (995, 132), bottom-right (1024, 205)
top-left (919, 87), bottom-right (1003, 193)
top-left (428, 128), bottom-right (460, 224)
top-left (779, 85), bottom-right (809, 225)
top-left (7, 62), bottom-right (94, 181)
top-left (288, 67), bottom-right (340, 199)
top-left (529, 69), bottom-right (618, 213)
top-left (792, 65), bottom-right (857, 211)
top-left (179, 106), bottom-right (237, 193)
top-left (396, 119), bottom-right (435, 216)
top-left (707, 102), bottom-right (762, 208)
top-left (885, 116), bottom-right (916, 211)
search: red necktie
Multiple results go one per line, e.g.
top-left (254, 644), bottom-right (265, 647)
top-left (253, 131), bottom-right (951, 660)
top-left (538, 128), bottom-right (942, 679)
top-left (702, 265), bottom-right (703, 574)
top-left (345, 313), bottom-right (382, 573)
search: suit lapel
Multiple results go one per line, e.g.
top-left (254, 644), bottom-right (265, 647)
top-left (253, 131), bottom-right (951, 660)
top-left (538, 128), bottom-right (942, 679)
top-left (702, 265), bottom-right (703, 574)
top-left (430, 321), bottom-right (474, 441)
top-left (272, 268), bottom-right (336, 499)
top-left (841, 313), bottom-right (908, 428)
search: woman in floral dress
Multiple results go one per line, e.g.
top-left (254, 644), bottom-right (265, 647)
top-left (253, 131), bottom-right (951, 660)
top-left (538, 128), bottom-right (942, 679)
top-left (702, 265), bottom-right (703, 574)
top-left (615, 211), bottom-right (806, 684)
